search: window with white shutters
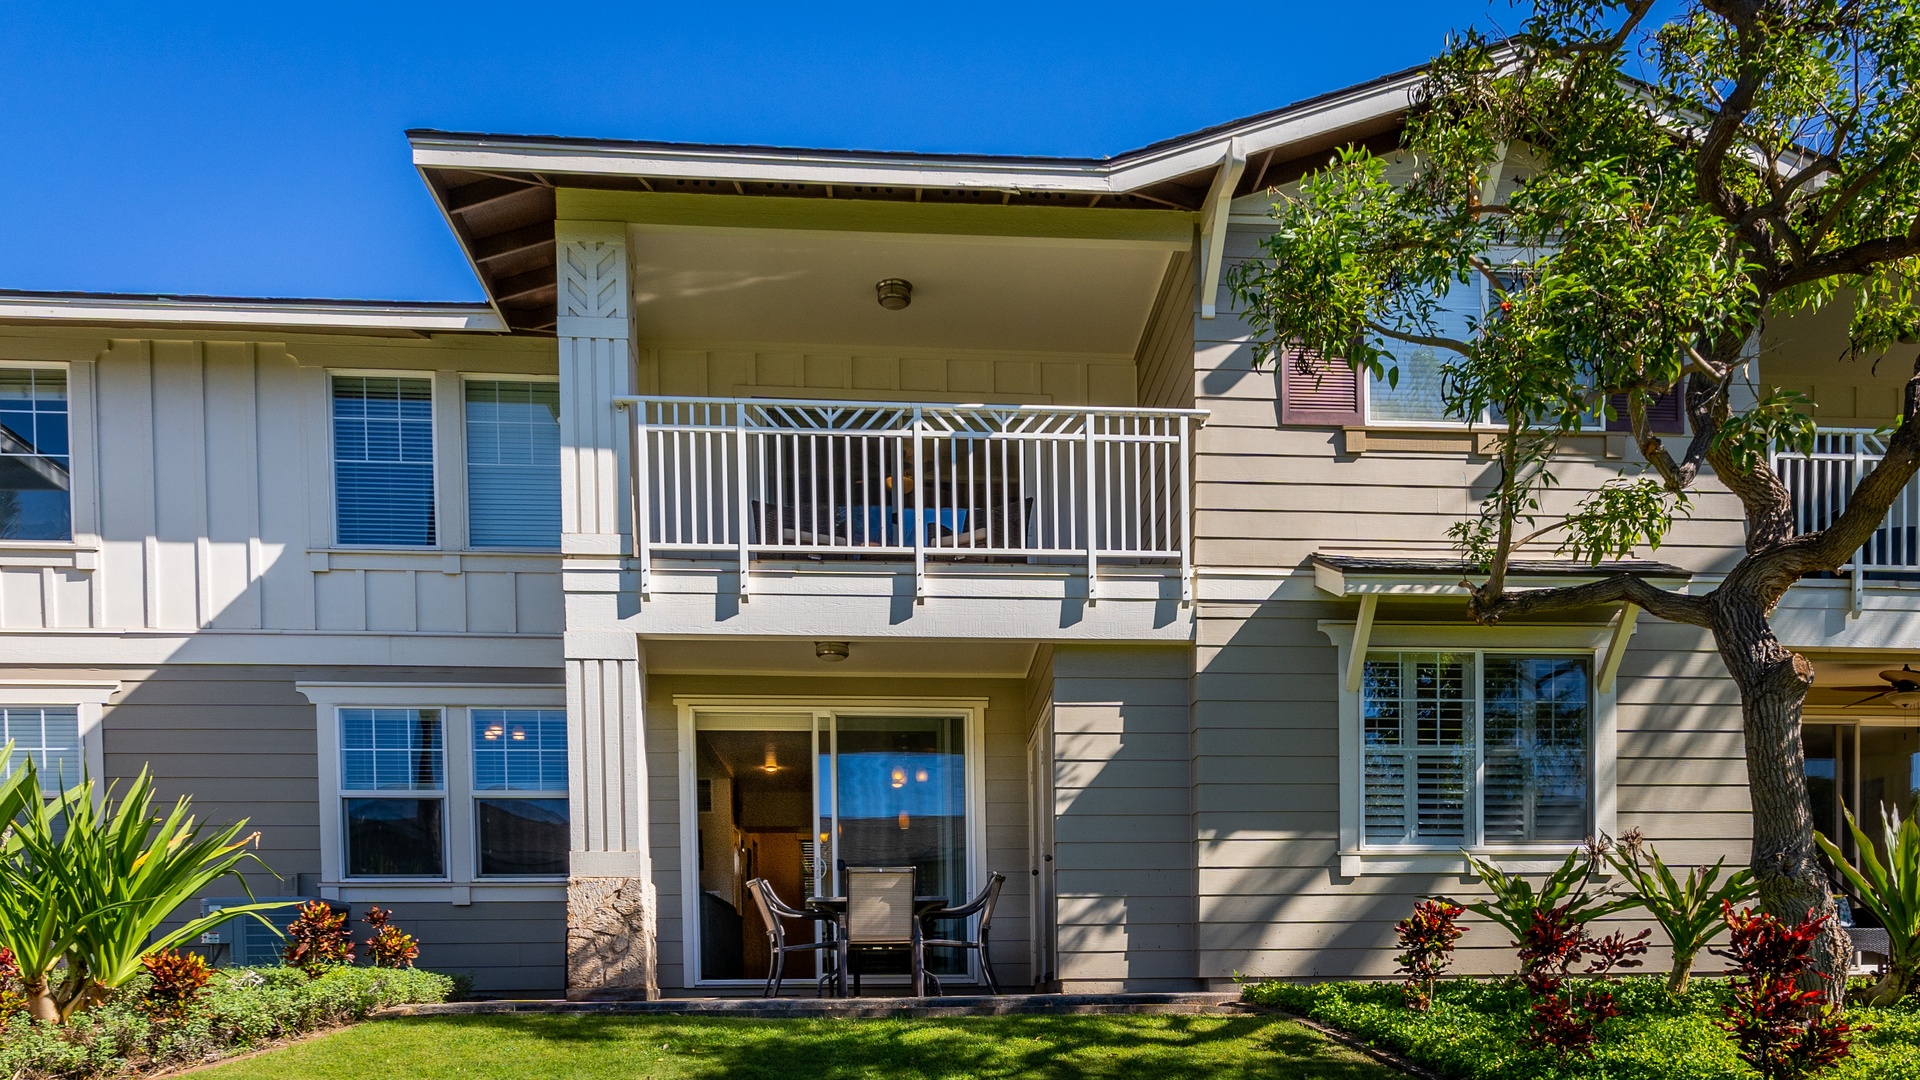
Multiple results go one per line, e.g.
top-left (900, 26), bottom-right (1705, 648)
top-left (1361, 651), bottom-right (1591, 848)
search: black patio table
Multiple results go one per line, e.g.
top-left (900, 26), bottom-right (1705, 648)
top-left (803, 894), bottom-right (949, 997)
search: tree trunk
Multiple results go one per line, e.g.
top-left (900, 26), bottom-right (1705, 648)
top-left (1668, 949), bottom-right (1694, 994)
top-left (24, 978), bottom-right (58, 1023)
top-left (1713, 601), bottom-right (1854, 992)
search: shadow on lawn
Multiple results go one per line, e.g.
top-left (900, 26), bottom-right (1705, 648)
top-left (394, 1012), bottom-right (1398, 1079)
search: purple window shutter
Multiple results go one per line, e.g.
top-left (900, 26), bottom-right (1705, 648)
top-left (1278, 344), bottom-right (1364, 426)
top-left (1606, 378), bottom-right (1686, 435)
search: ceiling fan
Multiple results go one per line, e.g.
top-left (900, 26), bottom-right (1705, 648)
top-left (1834, 664), bottom-right (1920, 708)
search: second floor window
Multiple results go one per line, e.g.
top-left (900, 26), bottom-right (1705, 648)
top-left (465, 380), bottom-right (561, 548)
top-left (333, 376), bottom-right (435, 546)
top-left (0, 367), bottom-right (72, 541)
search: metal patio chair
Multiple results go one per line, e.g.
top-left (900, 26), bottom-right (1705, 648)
top-left (841, 866), bottom-right (927, 996)
top-left (745, 878), bottom-right (838, 998)
top-left (919, 871), bottom-right (1007, 994)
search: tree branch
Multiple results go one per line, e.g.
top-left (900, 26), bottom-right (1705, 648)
top-left (1367, 321), bottom-right (1472, 355)
top-left (1773, 224), bottom-right (1920, 291)
top-left (1467, 571), bottom-right (1712, 627)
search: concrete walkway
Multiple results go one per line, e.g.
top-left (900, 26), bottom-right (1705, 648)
top-left (384, 991), bottom-right (1245, 1019)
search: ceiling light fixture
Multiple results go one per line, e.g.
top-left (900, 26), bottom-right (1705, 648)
top-left (875, 278), bottom-right (912, 310)
top-left (815, 641), bottom-right (851, 663)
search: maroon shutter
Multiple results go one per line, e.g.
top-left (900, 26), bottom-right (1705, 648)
top-left (1606, 378), bottom-right (1686, 434)
top-left (1278, 344), bottom-right (1364, 426)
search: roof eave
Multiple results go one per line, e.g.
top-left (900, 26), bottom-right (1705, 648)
top-left (0, 292), bottom-right (509, 334)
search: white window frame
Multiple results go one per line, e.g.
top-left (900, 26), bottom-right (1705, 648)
top-left (673, 695), bottom-right (988, 989)
top-left (326, 370), bottom-right (441, 551)
top-left (298, 682), bottom-right (566, 905)
top-left (0, 681), bottom-right (116, 794)
top-left (458, 373), bottom-right (562, 552)
top-left (1319, 622), bottom-right (1618, 876)
top-left (0, 359), bottom-right (102, 567)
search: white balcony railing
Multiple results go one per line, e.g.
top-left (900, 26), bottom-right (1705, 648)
top-left (1772, 428), bottom-right (1920, 610)
top-left (617, 396), bottom-right (1207, 600)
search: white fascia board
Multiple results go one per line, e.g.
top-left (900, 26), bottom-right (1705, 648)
top-left (410, 75), bottom-right (1420, 199)
top-left (0, 294), bottom-right (507, 333)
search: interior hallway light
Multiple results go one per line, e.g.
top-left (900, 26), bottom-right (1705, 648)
top-left (915, 769), bottom-right (928, 783)
top-left (763, 747), bottom-right (781, 773)
top-left (890, 766), bottom-right (907, 789)
top-left (875, 278), bottom-right (912, 310)
top-left (897, 811), bottom-right (911, 830)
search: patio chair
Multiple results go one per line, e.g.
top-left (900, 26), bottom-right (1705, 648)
top-left (744, 878), bottom-right (838, 998)
top-left (748, 500), bottom-right (847, 548)
top-left (929, 497), bottom-right (1034, 550)
top-left (918, 871), bottom-right (1007, 994)
top-left (841, 866), bottom-right (927, 997)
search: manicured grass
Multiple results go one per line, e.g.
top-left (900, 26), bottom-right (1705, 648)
top-left (194, 1012), bottom-right (1403, 1080)
top-left (1245, 977), bottom-right (1920, 1080)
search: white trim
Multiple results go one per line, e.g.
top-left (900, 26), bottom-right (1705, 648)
top-left (295, 683), bottom-right (567, 901)
top-left (0, 294), bottom-right (504, 332)
top-left (1318, 622), bottom-right (1617, 876)
top-left (1197, 139), bottom-right (1247, 320)
top-left (673, 694), bottom-right (988, 989)
top-left (0, 680), bottom-right (118, 789)
top-left (411, 74), bottom-right (1420, 198)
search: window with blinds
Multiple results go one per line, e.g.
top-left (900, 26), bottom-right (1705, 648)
top-left (0, 705), bottom-right (81, 794)
top-left (0, 367), bottom-right (72, 541)
top-left (1362, 651), bottom-right (1591, 848)
top-left (464, 380), bottom-right (560, 548)
top-left (333, 376), bottom-right (435, 546)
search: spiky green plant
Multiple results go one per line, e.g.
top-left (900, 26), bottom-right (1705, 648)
top-left (0, 744), bottom-right (296, 1022)
top-left (1606, 840), bottom-right (1755, 993)
top-left (1815, 807), bottom-right (1920, 1007)
top-left (1449, 847), bottom-right (1637, 971)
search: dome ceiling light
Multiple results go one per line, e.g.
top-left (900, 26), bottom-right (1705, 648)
top-left (815, 640), bottom-right (851, 662)
top-left (875, 279), bottom-right (912, 310)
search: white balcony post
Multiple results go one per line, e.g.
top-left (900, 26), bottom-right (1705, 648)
top-left (912, 405), bottom-right (927, 601)
top-left (1083, 415), bottom-right (1099, 603)
top-left (735, 404), bottom-right (751, 600)
top-left (1852, 431), bottom-right (1866, 617)
top-left (630, 401), bottom-right (652, 599)
top-left (1179, 414), bottom-right (1195, 605)
top-left (556, 223), bottom-right (656, 999)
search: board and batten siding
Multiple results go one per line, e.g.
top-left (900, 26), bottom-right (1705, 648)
top-left (0, 662), bottom-right (566, 993)
top-left (643, 672), bottom-right (1033, 993)
top-left (0, 327), bottom-right (560, 635)
top-left (635, 344), bottom-right (1140, 407)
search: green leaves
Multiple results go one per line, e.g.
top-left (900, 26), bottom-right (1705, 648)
top-left (1447, 848), bottom-right (1637, 949)
top-left (0, 741), bottom-right (295, 1023)
top-left (1605, 840), bottom-right (1755, 993)
top-left (1815, 807), bottom-right (1920, 1006)
top-left (1715, 389), bottom-right (1817, 470)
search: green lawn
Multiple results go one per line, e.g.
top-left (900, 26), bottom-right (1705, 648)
top-left (193, 1012), bottom-right (1403, 1080)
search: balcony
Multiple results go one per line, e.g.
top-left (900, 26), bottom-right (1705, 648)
top-left (619, 396), bottom-right (1205, 604)
top-left (1773, 428), bottom-right (1920, 610)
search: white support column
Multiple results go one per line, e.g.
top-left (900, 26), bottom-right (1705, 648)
top-left (556, 223), bottom-right (655, 999)
top-left (564, 631), bottom-right (656, 1000)
top-left (557, 222), bottom-right (633, 555)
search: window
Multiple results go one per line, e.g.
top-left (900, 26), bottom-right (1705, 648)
top-left (339, 708), bottom-right (446, 877)
top-left (1367, 285), bottom-right (1483, 425)
top-left (471, 708), bottom-right (568, 876)
top-left (464, 380), bottom-right (561, 548)
top-left (303, 685), bottom-right (569, 891)
top-left (333, 376), bottom-right (435, 546)
top-left (0, 367), bottom-right (71, 541)
top-left (1363, 651), bottom-right (1591, 847)
top-left (0, 705), bottom-right (81, 795)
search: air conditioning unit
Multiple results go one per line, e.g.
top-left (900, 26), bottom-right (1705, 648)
top-left (197, 898), bottom-right (334, 968)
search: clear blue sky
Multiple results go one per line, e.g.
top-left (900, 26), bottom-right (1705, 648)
top-left (0, 1), bottom-right (1537, 303)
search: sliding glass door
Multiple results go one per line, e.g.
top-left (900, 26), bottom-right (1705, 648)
top-left (687, 705), bottom-right (978, 986)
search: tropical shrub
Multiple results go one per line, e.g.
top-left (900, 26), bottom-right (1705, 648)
top-left (0, 747), bottom-right (294, 1023)
top-left (1451, 845), bottom-right (1635, 968)
top-left (283, 901), bottom-right (354, 975)
top-left (1394, 899), bottom-right (1466, 1010)
top-left (1608, 833), bottom-right (1757, 992)
top-left (1717, 904), bottom-right (1862, 1080)
top-left (361, 906), bottom-right (419, 969)
top-left (0, 964), bottom-right (453, 1080)
top-left (1815, 808), bottom-right (1920, 1006)
top-left (1517, 903), bottom-right (1650, 1057)
top-left (138, 950), bottom-right (213, 1018)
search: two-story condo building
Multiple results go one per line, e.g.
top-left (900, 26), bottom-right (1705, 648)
top-left (3, 65), bottom-right (1916, 997)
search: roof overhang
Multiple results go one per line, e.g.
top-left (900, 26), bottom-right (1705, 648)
top-left (0, 290), bottom-right (506, 336)
top-left (1311, 553), bottom-right (1693, 597)
top-left (409, 65), bottom-right (1423, 332)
